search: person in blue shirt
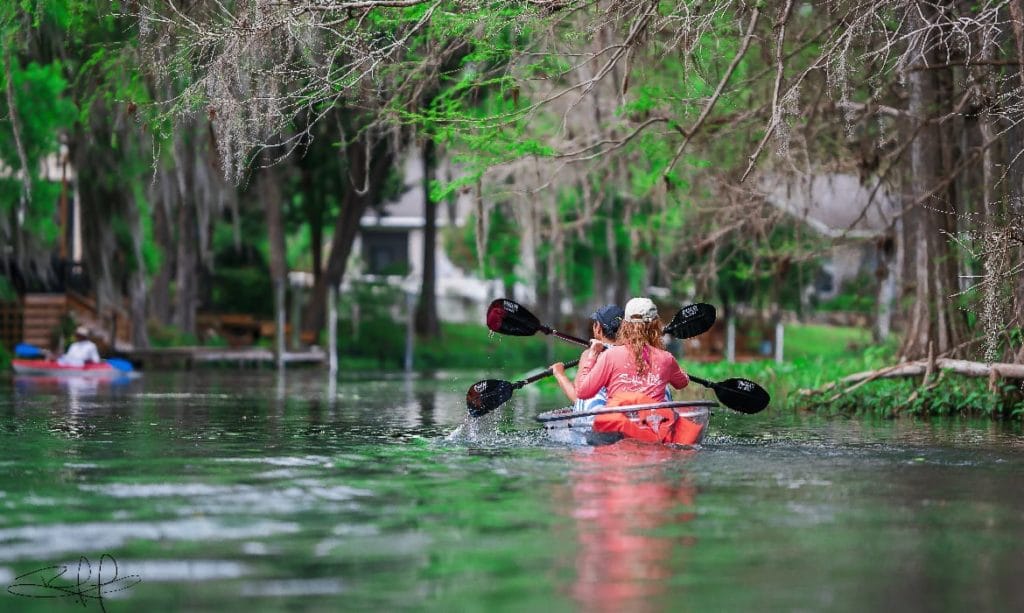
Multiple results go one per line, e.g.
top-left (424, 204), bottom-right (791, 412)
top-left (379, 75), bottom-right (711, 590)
top-left (551, 304), bottom-right (624, 414)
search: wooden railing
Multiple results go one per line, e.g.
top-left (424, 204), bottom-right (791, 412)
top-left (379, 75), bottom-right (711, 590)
top-left (66, 290), bottom-right (132, 349)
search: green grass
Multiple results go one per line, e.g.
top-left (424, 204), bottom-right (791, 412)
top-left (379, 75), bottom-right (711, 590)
top-left (414, 321), bottom-right (576, 372)
top-left (783, 323), bottom-right (873, 361)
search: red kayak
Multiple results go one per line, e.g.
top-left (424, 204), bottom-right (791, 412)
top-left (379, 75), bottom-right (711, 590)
top-left (11, 359), bottom-right (119, 377)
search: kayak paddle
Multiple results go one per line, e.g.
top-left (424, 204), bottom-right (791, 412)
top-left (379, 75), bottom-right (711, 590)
top-left (686, 376), bottom-right (769, 415)
top-left (14, 343), bottom-right (45, 358)
top-left (476, 299), bottom-right (771, 416)
top-left (105, 357), bottom-right (134, 373)
top-left (468, 300), bottom-right (718, 417)
top-left (468, 358), bottom-right (580, 417)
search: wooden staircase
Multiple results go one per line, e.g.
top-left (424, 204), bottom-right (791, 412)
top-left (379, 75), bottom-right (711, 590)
top-left (0, 292), bottom-right (134, 352)
top-left (21, 294), bottom-right (67, 349)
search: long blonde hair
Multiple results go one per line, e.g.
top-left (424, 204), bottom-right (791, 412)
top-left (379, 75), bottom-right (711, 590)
top-left (616, 318), bottom-right (664, 376)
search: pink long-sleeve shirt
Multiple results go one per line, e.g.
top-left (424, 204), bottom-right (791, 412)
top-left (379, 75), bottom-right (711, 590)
top-left (574, 344), bottom-right (688, 401)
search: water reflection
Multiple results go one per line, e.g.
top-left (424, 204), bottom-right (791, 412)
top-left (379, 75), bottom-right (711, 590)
top-left (561, 442), bottom-right (697, 612)
top-left (2, 370), bottom-right (1024, 610)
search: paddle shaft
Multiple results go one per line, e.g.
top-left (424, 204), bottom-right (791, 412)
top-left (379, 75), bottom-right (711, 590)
top-left (538, 325), bottom-right (590, 347)
top-left (515, 358), bottom-right (580, 389)
top-left (532, 329), bottom-right (589, 347)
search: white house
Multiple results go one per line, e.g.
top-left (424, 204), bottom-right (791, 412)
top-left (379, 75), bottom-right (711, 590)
top-left (759, 172), bottom-right (899, 300)
top-left (345, 148), bottom-right (519, 323)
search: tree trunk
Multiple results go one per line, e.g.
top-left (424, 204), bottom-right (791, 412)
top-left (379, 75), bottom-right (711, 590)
top-left (150, 175), bottom-right (174, 326)
top-left (300, 158), bottom-right (324, 291)
top-left (259, 153), bottom-right (288, 362)
top-left (173, 197), bottom-right (198, 336)
top-left (1005, 1), bottom-right (1024, 360)
top-left (305, 132), bottom-right (394, 335)
top-left (899, 5), bottom-right (967, 359)
top-left (415, 139), bottom-right (441, 338)
top-left (127, 197), bottom-right (150, 349)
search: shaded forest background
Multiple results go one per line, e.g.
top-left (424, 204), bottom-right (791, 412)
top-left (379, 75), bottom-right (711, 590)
top-left (1, 1), bottom-right (1022, 373)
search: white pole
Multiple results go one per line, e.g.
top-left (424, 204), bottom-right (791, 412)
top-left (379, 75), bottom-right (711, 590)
top-left (404, 291), bottom-right (414, 372)
top-left (328, 285), bottom-right (338, 375)
top-left (275, 279), bottom-right (285, 370)
top-left (352, 302), bottom-right (360, 342)
top-left (726, 318), bottom-right (736, 363)
top-left (290, 286), bottom-right (301, 349)
top-left (774, 321), bottom-right (784, 364)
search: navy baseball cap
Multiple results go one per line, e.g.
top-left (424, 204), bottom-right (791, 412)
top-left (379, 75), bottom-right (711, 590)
top-left (591, 304), bottom-right (625, 337)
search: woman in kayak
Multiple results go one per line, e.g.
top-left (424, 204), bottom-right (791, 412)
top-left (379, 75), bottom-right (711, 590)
top-left (573, 297), bottom-right (699, 445)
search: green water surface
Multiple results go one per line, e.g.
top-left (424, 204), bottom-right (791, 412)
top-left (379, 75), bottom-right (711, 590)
top-left (1, 370), bottom-right (1022, 612)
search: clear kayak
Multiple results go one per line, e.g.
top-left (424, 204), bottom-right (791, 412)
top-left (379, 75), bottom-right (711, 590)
top-left (538, 400), bottom-right (714, 447)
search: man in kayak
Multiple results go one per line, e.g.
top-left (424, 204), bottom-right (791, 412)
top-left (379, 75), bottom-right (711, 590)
top-left (57, 326), bottom-right (102, 367)
top-left (574, 297), bottom-right (700, 445)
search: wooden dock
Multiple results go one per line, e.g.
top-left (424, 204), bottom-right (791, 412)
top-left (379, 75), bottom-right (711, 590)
top-left (125, 346), bottom-right (326, 369)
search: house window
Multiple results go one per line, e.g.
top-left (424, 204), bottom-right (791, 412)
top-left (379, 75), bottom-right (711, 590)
top-left (362, 230), bottom-right (410, 276)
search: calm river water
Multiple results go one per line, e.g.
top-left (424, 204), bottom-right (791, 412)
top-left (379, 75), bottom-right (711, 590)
top-left (1, 369), bottom-right (1023, 612)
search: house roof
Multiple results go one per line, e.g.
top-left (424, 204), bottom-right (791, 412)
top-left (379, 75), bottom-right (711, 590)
top-left (759, 173), bottom-right (898, 238)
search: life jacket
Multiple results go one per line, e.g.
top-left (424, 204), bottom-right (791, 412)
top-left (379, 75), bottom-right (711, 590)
top-left (592, 391), bottom-right (704, 446)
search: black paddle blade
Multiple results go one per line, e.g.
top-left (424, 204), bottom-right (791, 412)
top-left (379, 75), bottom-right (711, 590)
top-left (712, 378), bottom-right (770, 414)
top-left (466, 379), bottom-right (514, 417)
top-left (486, 298), bottom-right (543, 336)
top-left (665, 303), bottom-right (716, 339)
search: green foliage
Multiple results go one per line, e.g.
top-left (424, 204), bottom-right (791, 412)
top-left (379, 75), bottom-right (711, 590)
top-left (337, 280), bottom-right (407, 369)
top-left (0, 342), bottom-right (9, 371)
top-left (0, 58), bottom-right (76, 247)
top-left (806, 376), bottom-right (1024, 419)
top-left (0, 274), bottom-right (15, 301)
top-left (444, 206), bottom-right (521, 286)
top-left (815, 272), bottom-right (877, 313)
top-left (210, 267), bottom-right (274, 318)
top-left (147, 321), bottom-right (198, 348)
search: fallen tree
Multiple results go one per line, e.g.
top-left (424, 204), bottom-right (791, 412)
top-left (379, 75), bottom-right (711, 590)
top-left (801, 359), bottom-right (1024, 403)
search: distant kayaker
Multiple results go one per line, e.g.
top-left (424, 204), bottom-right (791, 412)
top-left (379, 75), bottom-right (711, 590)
top-left (574, 297), bottom-right (699, 445)
top-left (57, 326), bottom-right (102, 367)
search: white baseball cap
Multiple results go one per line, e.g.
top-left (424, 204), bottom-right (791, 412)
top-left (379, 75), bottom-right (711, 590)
top-left (623, 297), bottom-right (658, 323)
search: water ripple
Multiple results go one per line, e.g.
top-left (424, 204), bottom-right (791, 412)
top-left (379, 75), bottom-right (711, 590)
top-left (0, 519), bottom-right (300, 562)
